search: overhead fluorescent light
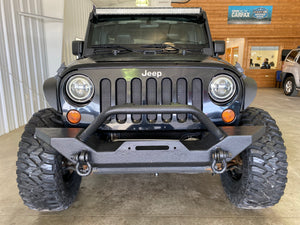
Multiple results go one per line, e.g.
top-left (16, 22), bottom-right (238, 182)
top-left (136, 0), bottom-right (149, 7)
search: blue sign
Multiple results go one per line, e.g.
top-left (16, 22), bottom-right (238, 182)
top-left (228, 6), bottom-right (273, 24)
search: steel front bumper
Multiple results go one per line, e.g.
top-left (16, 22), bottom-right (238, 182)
top-left (35, 104), bottom-right (265, 174)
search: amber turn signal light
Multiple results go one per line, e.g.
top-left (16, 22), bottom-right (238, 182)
top-left (222, 109), bottom-right (235, 123)
top-left (67, 110), bottom-right (81, 124)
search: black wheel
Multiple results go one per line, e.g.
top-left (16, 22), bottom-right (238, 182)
top-left (283, 76), bottom-right (298, 96)
top-left (16, 108), bottom-right (81, 211)
top-left (220, 107), bottom-right (288, 209)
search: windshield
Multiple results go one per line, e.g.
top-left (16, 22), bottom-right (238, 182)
top-left (87, 16), bottom-right (209, 48)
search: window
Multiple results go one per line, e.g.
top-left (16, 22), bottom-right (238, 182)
top-left (287, 50), bottom-right (299, 62)
top-left (88, 17), bottom-right (209, 47)
top-left (297, 53), bottom-right (300, 64)
top-left (250, 46), bottom-right (279, 69)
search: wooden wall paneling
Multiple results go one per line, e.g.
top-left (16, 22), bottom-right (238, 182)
top-left (244, 69), bottom-right (277, 88)
top-left (172, 0), bottom-right (300, 39)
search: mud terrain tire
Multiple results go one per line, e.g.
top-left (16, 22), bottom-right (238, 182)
top-left (16, 108), bottom-right (81, 211)
top-left (221, 107), bottom-right (288, 209)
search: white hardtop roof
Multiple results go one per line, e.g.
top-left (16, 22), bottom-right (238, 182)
top-left (95, 8), bottom-right (202, 16)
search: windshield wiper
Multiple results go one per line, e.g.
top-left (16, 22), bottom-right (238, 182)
top-left (91, 45), bottom-right (135, 55)
top-left (142, 44), bottom-right (181, 51)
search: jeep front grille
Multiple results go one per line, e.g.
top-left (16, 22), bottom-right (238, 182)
top-left (100, 78), bottom-right (202, 123)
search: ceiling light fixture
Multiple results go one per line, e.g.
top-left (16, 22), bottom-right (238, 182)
top-left (136, 0), bottom-right (149, 7)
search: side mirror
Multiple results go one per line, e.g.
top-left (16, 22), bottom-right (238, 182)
top-left (72, 41), bottom-right (84, 57)
top-left (213, 40), bottom-right (225, 56)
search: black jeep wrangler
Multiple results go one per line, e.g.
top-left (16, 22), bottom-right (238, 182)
top-left (16, 7), bottom-right (287, 211)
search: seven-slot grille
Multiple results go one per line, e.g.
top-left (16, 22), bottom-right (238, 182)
top-left (100, 78), bottom-right (202, 123)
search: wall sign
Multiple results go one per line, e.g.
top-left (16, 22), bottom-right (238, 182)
top-left (228, 6), bottom-right (273, 24)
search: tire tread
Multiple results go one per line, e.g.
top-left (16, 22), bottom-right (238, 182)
top-left (221, 107), bottom-right (288, 209)
top-left (16, 108), bottom-right (81, 211)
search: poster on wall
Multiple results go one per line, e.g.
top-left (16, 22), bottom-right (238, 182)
top-left (228, 6), bottom-right (273, 24)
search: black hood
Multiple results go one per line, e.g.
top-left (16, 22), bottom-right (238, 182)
top-left (60, 52), bottom-right (240, 77)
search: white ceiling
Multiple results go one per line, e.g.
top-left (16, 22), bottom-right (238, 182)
top-left (91, 0), bottom-right (141, 7)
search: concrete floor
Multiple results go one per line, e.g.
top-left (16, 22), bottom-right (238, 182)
top-left (0, 88), bottom-right (300, 225)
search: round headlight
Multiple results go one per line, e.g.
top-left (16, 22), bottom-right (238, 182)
top-left (66, 75), bottom-right (94, 103)
top-left (209, 75), bottom-right (236, 103)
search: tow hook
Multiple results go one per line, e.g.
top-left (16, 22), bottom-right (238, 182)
top-left (75, 150), bottom-right (92, 176)
top-left (211, 149), bottom-right (230, 174)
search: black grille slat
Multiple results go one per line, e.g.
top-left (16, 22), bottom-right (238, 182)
top-left (146, 78), bottom-right (157, 122)
top-left (176, 78), bottom-right (187, 122)
top-left (100, 79), bottom-right (111, 112)
top-left (116, 78), bottom-right (126, 123)
top-left (192, 78), bottom-right (202, 121)
top-left (100, 79), bottom-right (111, 122)
top-left (162, 78), bottom-right (172, 122)
top-left (131, 78), bottom-right (142, 122)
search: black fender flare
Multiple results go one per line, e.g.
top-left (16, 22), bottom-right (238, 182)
top-left (43, 76), bottom-right (60, 111)
top-left (242, 76), bottom-right (257, 110)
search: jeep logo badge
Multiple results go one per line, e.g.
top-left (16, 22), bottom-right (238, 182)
top-left (141, 70), bottom-right (162, 78)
